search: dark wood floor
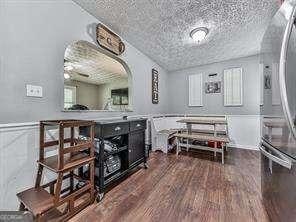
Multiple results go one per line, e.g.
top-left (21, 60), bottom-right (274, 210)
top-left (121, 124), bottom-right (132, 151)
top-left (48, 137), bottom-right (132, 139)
top-left (70, 148), bottom-right (269, 222)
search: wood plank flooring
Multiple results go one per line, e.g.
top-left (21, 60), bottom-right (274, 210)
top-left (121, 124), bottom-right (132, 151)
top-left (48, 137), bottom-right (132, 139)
top-left (70, 148), bottom-right (269, 222)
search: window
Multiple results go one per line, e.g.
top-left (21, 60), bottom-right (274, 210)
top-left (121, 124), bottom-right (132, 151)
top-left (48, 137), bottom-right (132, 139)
top-left (188, 73), bottom-right (203, 106)
top-left (64, 86), bottom-right (76, 109)
top-left (223, 67), bottom-right (243, 106)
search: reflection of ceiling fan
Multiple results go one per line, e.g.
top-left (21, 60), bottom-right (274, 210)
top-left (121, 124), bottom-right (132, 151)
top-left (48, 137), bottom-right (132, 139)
top-left (64, 60), bottom-right (89, 78)
top-left (76, 73), bottom-right (89, 78)
top-left (65, 71), bottom-right (90, 78)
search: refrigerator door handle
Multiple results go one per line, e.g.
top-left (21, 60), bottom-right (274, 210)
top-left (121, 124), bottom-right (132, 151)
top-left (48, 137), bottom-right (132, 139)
top-left (260, 141), bottom-right (292, 169)
top-left (279, 4), bottom-right (296, 139)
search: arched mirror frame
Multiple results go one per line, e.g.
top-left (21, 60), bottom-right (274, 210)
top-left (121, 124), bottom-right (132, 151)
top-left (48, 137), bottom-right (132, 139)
top-left (63, 40), bottom-right (133, 112)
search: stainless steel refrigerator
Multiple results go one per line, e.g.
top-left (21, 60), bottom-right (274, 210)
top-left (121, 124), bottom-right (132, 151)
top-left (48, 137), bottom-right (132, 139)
top-left (260, 0), bottom-right (296, 221)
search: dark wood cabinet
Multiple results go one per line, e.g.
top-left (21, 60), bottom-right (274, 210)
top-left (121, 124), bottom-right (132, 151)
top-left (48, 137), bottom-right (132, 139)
top-left (129, 130), bottom-right (145, 167)
top-left (80, 118), bottom-right (147, 201)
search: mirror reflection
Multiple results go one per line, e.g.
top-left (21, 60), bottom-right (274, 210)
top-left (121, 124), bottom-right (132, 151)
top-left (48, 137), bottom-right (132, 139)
top-left (63, 40), bottom-right (131, 111)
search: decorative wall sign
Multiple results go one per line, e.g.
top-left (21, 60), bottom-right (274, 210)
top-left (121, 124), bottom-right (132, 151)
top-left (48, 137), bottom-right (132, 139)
top-left (152, 69), bottom-right (159, 104)
top-left (264, 75), bottom-right (271, 89)
top-left (96, 24), bottom-right (125, 55)
top-left (205, 81), bottom-right (221, 94)
top-left (208, 73), bottom-right (218, 77)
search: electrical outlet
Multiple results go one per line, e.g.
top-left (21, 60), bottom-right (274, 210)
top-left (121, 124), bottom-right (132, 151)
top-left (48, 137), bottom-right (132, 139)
top-left (26, 84), bottom-right (43, 98)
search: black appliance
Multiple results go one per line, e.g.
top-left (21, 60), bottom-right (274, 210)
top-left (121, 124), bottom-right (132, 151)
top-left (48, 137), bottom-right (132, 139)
top-left (260, 1), bottom-right (296, 221)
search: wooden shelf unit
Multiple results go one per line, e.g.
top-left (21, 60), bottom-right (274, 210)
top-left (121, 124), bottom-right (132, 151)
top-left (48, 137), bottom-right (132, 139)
top-left (17, 119), bottom-right (95, 222)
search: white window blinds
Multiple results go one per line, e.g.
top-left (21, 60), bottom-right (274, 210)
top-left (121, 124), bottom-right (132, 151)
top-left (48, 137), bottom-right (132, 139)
top-left (223, 67), bottom-right (243, 106)
top-left (188, 73), bottom-right (203, 107)
top-left (64, 85), bottom-right (77, 109)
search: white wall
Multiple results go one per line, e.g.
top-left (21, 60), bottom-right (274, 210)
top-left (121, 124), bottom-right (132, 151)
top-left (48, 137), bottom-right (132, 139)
top-left (0, 0), bottom-right (169, 124)
top-left (167, 55), bottom-right (261, 115)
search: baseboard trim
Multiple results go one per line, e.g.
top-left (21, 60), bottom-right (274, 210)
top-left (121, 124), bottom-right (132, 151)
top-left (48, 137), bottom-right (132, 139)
top-left (228, 143), bottom-right (259, 151)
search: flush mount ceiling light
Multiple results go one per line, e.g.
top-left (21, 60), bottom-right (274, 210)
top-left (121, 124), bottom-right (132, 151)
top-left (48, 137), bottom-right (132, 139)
top-left (190, 27), bottom-right (209, 43)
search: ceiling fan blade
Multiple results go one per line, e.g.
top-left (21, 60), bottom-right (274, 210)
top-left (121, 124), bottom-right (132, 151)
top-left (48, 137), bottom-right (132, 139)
top-left (77, 73), bottom-right (90, 78)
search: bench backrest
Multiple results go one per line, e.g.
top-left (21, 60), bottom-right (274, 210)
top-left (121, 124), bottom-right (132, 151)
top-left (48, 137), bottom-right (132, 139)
top-left (152, 115), bottom-right (228, 134)
top-left (152, 116), bottom-right (186, 132)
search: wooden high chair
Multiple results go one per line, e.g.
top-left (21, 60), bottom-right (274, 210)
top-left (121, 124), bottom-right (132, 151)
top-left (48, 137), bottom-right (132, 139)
top-left (17, 120), bottom-right (95, 222)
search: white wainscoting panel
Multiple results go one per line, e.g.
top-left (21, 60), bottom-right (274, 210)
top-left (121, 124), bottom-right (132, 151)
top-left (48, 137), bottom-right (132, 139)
top-left (0, 124), bottom-right (60, 210)
top-left (227, 115), bottom-right (260, 150)
top-left (0, 125), bottom-right (39, 210)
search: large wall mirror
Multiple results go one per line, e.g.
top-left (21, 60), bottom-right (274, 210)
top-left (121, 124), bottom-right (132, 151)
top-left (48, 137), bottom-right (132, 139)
top-left (63, 40), bottom-right (132, 111)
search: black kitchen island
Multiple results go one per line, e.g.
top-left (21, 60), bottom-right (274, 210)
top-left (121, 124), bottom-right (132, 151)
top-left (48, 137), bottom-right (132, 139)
top-left (80, 118), bottom-right (147, 201)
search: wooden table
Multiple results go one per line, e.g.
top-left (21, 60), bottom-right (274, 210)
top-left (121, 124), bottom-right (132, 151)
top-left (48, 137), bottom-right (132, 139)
top-left (177, 118), bottom-right (227, 136)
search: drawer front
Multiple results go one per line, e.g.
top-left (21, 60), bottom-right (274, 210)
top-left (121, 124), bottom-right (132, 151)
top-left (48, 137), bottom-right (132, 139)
top-left (130, 120), bottom-right (146, 132)
top-left (102, 122), bottom-right (129, 137)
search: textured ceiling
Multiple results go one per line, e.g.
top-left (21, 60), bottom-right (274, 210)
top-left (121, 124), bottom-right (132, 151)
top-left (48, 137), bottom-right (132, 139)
top-left (73, 0), bottom-right (279, 71)
top-left (64, 40), bottom-right (128, 85)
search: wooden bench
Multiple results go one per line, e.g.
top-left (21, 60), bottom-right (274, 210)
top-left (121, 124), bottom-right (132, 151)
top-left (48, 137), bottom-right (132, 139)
top-left (174, 133), bottom-right (230, 164)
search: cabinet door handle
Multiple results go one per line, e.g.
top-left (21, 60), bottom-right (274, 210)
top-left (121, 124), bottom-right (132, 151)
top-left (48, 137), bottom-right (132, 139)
top-left (114, 126), bottom-right (121, 131)
top-left (136, 124), bottom-right (141, 127)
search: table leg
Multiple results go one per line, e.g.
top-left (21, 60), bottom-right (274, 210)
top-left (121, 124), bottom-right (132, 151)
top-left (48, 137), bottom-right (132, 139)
top-left (176, 138), bottom-right (180, 156)
top-left (222, 147), bottom-right (225, 164)
top-left (187, 123), bottom-right (192, 134)
top-left (268, 127), bottom-right (272, 140)
top-left (186, 138), bottom-right (189, 152)
top-left (185, 123), bottom-right (192, 153)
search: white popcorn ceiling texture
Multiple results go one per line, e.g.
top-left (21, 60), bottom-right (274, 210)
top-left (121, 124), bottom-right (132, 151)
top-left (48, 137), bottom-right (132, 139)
top-left (73, 0), bottom-right (279, 71)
